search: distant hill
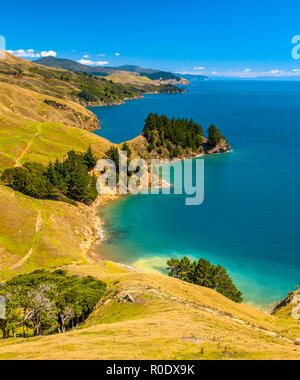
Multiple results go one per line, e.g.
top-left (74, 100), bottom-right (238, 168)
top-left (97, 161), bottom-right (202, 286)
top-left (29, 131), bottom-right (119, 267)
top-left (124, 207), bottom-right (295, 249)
top-left (111, 64), bottom-right (157, 74)
top-left (35, 57), bottom-right (189, 84)
top-left (35, 56), bottom-right (113, 75)
top-left (177, 73), bottom-right (209, 81)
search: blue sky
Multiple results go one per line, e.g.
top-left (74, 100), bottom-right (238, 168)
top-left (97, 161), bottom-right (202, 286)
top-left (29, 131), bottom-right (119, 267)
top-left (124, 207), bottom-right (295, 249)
top-left (2, 0), bottom-right (300, 78)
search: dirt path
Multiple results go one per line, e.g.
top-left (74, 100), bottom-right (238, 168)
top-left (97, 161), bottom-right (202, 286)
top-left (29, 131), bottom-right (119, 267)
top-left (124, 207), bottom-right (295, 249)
top-left (11, 211), bottom-right (43, 270)
top-left (14, 124), bottom-right (42, 167)
top-left (116, 285), bottom-right (295, 345)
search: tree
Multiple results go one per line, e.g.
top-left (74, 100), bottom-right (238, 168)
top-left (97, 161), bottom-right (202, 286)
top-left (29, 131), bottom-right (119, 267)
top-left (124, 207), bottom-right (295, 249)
top-left (104, 146), bottom-right (120, 172)
top-left (167, 257), bottom-right (193, 282)
top-left (121, 142), bottom-right (132, 159)
top-left (83, 145), bottom-right (97, 171)
top-left (26, 284), bottom-right (57, 336)
top-left (0, 270), bottom-right (106, 338)
top-left (208, 124), bottom-right (224, 147)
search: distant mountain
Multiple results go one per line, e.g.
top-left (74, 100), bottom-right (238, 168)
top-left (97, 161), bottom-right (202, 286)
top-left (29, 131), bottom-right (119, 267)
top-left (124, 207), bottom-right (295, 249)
top-left (34, 57), bottom-right (188, 84)
top-left (111, 65), bottom-right (157, 74)
top-left (113, 65), bottom-right (182, 81)
top-left (35, 57), bottom-right (114, 76)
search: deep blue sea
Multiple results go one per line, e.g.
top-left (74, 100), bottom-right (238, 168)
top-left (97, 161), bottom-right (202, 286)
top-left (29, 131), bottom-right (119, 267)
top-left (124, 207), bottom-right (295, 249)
top-left (91, 81), bottom-right (300, 308)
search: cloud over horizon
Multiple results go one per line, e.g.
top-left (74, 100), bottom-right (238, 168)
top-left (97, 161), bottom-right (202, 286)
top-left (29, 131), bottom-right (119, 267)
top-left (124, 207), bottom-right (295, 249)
top-left (7, 49), bottom-right (57, 58)
top-left (77, 59), bottom-right (109, 66)
top-left (210, 68), bottom-right (300, 78)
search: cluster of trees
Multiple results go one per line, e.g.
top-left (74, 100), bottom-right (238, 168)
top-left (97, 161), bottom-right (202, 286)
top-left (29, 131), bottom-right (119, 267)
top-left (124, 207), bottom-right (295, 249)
top-left (1, 146), bottom-right (98, 205)
top-left (141, 71), bottom-right (181, 81)
top-left (143, 113), bottom-right (205, 157)
top-left (0, 270), bottom-right (106, 338)
top-left (76, 75), bottom-right (183, 105)
top-left (143, 114), bottom-right (227, 158)
top-left (167, 257), bottom-right (243, 303)
top-left (76, 75), bottom-right (141, 104)
top-left (207, 124), bottom-right (226, 147)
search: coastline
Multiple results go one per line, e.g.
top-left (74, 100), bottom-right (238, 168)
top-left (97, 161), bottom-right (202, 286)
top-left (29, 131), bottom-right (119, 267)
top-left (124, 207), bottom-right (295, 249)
top-left (80, 91), bottom-right (234, 297)
top-left (82, 146), bottom-right (232, 268)
top-left (81, 193), bottom-right (121, 264)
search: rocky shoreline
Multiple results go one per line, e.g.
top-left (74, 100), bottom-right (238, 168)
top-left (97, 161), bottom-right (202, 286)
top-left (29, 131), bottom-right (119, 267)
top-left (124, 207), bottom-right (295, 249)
top-left (81, 141), bottom-right (232, 266)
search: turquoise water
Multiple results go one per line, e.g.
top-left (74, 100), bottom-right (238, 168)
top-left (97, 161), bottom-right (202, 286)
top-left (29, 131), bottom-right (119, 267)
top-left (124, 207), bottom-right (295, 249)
top-left (91, 81), bottom-right (300, 308)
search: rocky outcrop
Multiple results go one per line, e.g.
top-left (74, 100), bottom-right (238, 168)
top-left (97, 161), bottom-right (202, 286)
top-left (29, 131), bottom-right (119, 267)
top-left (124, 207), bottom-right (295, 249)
top-left (205, 138), bottom-right (231, 155)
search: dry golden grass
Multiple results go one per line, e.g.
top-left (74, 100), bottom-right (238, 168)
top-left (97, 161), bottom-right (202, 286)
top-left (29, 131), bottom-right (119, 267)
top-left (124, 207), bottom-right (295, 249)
top-left (106, 71), bottom-right (160, 87)
top-left (0, 262), bottom-right (299, 360)
top-left (0, 185), bottom-right (103, 280)
top-left (0, 81), bottom-right (98, 128)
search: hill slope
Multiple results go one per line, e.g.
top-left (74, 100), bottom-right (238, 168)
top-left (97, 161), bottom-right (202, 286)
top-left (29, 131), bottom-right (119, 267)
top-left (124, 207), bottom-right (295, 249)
top-left (0, 53), bottom-right (144, 107)
top-left (0, 261), bottom-right (299, 360)
top-left (0, 185), bottom-right (103, 280)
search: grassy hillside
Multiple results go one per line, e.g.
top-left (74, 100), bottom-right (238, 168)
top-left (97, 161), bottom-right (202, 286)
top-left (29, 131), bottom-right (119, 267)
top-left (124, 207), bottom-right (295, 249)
top-left (0, 185), bottom-right (103, 281)
top-left (0, 120), bottom-right (113, 171)
top-left (0, 52), bottom-right (299, 361)
top-left (0, 81), bottom-right (100, 131)
top-left (0, 53), bottom-right (144, 107)
top-left (105, 71), bottom-right (160, 87)
top-left (0, 261), bottom-right (299, 360)
top-left (0, 53), bottom-right (183, 105)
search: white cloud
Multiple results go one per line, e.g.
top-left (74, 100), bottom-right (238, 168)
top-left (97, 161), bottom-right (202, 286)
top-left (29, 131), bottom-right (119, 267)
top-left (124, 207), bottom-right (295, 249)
top-left (211, 68), bottom-right (300, 78)
top-left (244, 68), bottom-right (251, 73)
top-left (7, 49), bottom-right (41, 58)
top-left (40, 50), bottom-right (57, 57)
top-left (83, 54), bottom-right (89, 58)
top-left (7, 49), bottom-right (57, 58)
top-left (97, 53), bottom-right (106, 57)
top-left (269, 69), bottom-right (281, 74)
top-left (77, 59), bottom-right (109, 66)
top-left (115, 53), bottom-right (120, 56)
top-left (194, 66), bottom-right (205, 70)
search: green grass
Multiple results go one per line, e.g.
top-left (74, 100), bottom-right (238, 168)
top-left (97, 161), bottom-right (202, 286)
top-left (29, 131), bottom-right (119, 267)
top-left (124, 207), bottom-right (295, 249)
top-left (0, 121), bottom-right (113, 171)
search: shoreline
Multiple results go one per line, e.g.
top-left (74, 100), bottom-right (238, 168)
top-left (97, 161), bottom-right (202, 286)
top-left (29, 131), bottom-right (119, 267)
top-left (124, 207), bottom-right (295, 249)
top-left (82, 146), bottom-right (232, 266)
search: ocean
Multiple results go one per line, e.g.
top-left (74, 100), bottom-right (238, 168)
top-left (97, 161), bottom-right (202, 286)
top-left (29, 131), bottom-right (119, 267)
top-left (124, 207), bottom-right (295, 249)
top-left (91, 80), bottom-right (300, 308)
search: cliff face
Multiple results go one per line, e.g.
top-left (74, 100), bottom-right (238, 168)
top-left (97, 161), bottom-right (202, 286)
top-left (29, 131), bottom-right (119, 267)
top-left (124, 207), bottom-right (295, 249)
top-left (205, 138), bottom-right (231, 154)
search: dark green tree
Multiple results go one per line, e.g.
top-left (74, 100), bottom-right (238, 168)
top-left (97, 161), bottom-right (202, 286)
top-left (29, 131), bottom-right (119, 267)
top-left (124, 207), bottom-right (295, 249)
top-left (207, 124), bottom-right (225, 147)
top-left (104, 146), bottom-right (120, 172)
top-left (167, 257), bottom-right (243, 303)
top-left (83, 145), bottom-right (97, 171)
